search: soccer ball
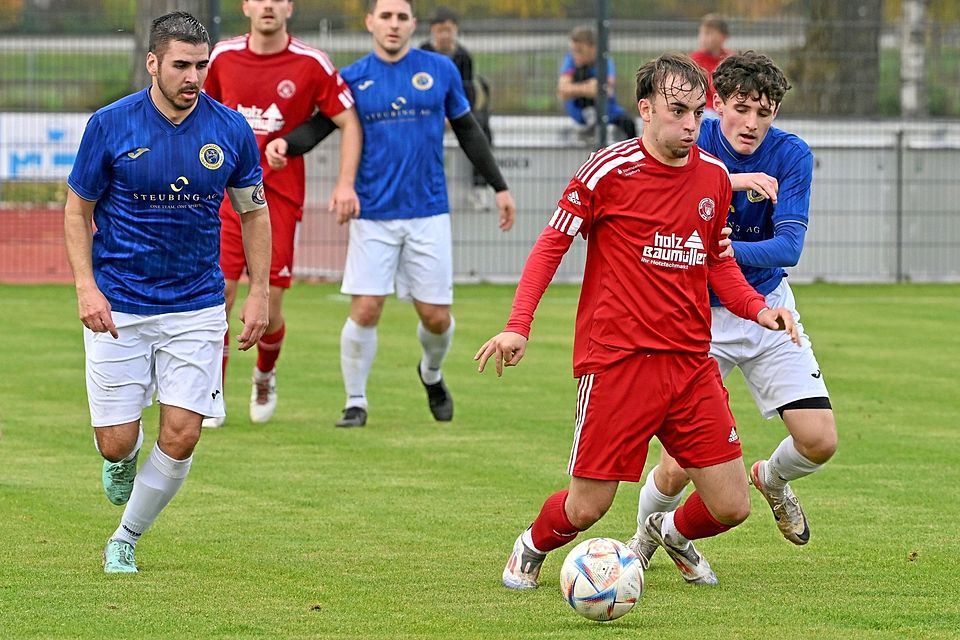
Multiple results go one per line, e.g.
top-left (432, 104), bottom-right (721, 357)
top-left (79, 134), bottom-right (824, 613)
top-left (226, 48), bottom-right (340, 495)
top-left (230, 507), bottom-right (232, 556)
top-left (559, 537), bottom-right (644, 622)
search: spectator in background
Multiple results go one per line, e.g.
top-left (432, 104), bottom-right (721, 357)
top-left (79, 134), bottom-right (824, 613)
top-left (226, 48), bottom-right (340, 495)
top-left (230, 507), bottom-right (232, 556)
top-left (690, 13), bottom-right (732, 118)
top-left (557, 25), bottom-right (636, 142)
top-left (420, 6), bottom-right (494, 209)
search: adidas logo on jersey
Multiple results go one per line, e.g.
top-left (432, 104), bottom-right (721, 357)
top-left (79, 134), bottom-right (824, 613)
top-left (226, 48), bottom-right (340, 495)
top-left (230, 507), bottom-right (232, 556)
top-left (728, 427), bottom-right (739, 443)
top-left (640, 230), bottom-right (707, 269)
top-left (566, 190), bottom-right (581, 206)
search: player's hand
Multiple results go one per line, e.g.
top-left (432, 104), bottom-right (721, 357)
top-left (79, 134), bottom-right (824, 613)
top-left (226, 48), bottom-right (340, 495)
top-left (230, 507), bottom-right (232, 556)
top-left (757, 307), bottom-right (801, 346)
top-left (329, 183), bottom-right (361, 225)
top-left (76, 284), bottom-right (118, 338)
top-left (718, 226), bottom-right (735, 258)
top-left (495, 190), bottom-right (516, 231)
top-left (265, 138), bottom-right (289, 171)
top-left (236, 288), bottom-right (269, 351)
top-left (475, 331), bottom-right (527, 376)
top-left (730, 172), bottom-right (778, 204)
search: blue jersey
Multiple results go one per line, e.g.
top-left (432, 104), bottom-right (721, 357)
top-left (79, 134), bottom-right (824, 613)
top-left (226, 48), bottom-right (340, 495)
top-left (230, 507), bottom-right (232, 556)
top-left (68, 89), bottom-right (262, 315)
top-left (342, 48), bottom-right (470, 220)
top-left (698, 118), bottom-right (813, 305)
top-left (559, 52), bottom-right (626, 122)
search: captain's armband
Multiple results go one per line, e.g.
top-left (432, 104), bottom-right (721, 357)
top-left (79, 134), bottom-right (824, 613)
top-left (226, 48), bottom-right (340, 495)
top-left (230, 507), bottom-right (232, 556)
top-left (226, 182), bottom-right (266, 214)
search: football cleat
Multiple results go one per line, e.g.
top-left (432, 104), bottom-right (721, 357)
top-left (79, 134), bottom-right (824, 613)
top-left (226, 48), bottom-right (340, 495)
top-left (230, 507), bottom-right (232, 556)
top-left (625, 529), bottom-right (659, 569)
top-left (417, 365), bottom-right (453, 422)
top-left (102, 451), bottom-right (138, 506)
top-left (502, 531), bottom-right (546, 590)
top-left (335, 406), bottom-right (367, 428)
top-left (750, 460), bottom-right (810, 545)
top-left (201, 415), bottom-right (225, 429)
top-left (643, 512), bottom-right (718, 585)
top-left (103, 539), bottom-right (138, 574)
top-left (249, 368), bottom-right (278, 424)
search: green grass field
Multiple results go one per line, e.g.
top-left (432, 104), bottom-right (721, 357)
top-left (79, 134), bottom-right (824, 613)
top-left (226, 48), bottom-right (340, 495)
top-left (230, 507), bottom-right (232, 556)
top-left (1, 282), bottom-right (959, 639)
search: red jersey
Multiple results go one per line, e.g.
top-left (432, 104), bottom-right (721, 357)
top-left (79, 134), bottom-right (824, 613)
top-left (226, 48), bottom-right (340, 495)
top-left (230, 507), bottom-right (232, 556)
top-left (504, 138), bottom-right (767, 377)
top-left (690, 49), bottom-right (732, 109)
top-left (206, 35), bottom-right (354, 216)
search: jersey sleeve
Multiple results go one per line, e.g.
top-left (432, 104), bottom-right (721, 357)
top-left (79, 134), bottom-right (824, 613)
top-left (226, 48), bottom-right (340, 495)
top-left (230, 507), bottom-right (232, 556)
top-left (313, 53), bottom-right (355, 118)
top-left (707, 179), bottom-right (766, 320)
top-left (442, 56), bottom-right (471, 120)
top-left (503, 177), bottom-right (593, 338)
top-left (228, 120), bottom-right (264, 190)
top-left (772, 146), bottom-right (813, 226)
top-left (66, 114), bottom-right (112, 201)
top-left (560, 52), bottom-right (575, 76)
top-left (606, 56), bottom-right (616, 82)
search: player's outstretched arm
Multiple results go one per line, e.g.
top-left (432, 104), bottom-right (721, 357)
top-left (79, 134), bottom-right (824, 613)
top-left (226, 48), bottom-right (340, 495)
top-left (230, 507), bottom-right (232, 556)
top-left (757, 307), bottom-right (801, 345)
top-left (475, 331), bottom-right (528, 377)
top-left (236, 206), bottom-right (271, 350)
top-left (64, 189), bottom-right (118, 338)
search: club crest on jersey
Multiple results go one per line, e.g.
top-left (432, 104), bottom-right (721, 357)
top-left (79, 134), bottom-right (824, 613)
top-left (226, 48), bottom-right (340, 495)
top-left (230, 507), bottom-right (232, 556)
top-left (200, 144), bottom-right (224, 170)
top-left (277, 79), bottom-right (296, 99)
top-left (412, 72), bottom-right (434, 91)
top-left (747, 189), bottom-right (766, 203)
top-left (252, 182), bottom-right (266, 206)
top-left (698, 197), bottom-right (715, 221)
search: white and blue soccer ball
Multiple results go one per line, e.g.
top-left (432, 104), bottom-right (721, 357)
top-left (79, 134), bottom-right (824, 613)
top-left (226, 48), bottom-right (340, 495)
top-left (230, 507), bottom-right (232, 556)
top-left (559, 537), bottom-right (644, 622)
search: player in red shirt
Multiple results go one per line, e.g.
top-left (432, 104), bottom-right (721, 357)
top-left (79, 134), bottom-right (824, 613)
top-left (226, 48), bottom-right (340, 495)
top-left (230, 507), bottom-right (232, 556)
top-left (689, 13), bottom-right (732, 117)
top-left (203, 0), bottom-right (362, 427)
top-left (476, 53), bottom-right (800, 589)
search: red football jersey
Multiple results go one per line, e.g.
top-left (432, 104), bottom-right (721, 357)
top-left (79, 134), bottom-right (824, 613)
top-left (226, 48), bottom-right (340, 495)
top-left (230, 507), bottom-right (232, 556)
top-left (206, 35), bottom-right (354, 216)
top-left (690, 48), bottom-right (732, 109)
top-left (504, 138), bottom-right (767, 377)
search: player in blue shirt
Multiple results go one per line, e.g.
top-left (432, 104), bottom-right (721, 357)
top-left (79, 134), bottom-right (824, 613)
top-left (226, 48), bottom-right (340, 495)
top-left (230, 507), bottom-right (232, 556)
top-left (63, 12), bottom-right (271, 574)
top-left (267, 0), bottom-right (516, 428)
top-left (629, 51), bottom-right (837, 572)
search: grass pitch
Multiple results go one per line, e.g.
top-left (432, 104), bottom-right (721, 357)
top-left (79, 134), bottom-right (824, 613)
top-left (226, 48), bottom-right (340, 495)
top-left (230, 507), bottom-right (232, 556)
top-left (1, 282), bottom-right (958, 639)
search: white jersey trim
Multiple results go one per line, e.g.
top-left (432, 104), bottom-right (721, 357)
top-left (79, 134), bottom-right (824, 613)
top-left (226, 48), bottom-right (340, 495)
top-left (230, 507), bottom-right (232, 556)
top-left (584, 150), bottom-right (646, 191)
top-left (209, 35), bottom-right (247, 64)
top-left (549, 207), bottom-right (583, 236)
top-left (288, 39), bottom-right (336, 76)
top-left (575, 139), bottom-right (641, 187)
top-left (568, 374), bottom-right (595, 475)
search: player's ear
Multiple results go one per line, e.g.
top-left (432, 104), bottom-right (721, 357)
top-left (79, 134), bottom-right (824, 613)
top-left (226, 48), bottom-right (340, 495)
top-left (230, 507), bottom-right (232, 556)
top-left (146, 52), bottom-right (158, 77)
top-left (712, 92), bottom-right (724, 114)
top-left (637, 98), bottom-right (652, 123)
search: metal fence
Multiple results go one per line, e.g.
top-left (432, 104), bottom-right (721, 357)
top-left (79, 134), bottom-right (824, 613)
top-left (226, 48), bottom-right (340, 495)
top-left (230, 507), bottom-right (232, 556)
top-left (2, 4), bottom-right (959, 283)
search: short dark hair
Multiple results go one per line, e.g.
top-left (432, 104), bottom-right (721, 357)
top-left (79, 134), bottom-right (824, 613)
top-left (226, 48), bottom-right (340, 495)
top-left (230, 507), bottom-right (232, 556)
top-left (570, 25), bottom-right (596, 46)
top-left (635, 52), bottom-right (708, 104)
top-left (712, 50), bottom-right (792, 108)
top-left (429, 6), bottom-right (458, 25)
top-left (149, 11), bottom-right (210, 57)
top-left (700, 13), bottom-right (729, 37)
top-left (368, 0), bottom-right (414, 13)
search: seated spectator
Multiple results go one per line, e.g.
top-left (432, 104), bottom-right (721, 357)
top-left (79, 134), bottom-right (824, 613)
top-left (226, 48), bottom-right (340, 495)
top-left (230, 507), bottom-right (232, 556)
top-left (557, 25), bottom-right (636, 141)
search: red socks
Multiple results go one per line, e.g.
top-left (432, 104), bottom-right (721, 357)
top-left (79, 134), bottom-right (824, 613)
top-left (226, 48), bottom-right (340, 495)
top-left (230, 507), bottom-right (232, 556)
top-left (530, 490), bottom-right (581, 552)
top-left (256, 324), bottom-right (285, 373)
top-left (673, 491), bottom-right (731, 540)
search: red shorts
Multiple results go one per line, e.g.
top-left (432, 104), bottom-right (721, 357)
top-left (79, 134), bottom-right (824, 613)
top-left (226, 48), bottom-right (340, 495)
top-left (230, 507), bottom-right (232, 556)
top-left (220, 185), bottom-right (301, 289)
top-left (568, 351), bottom-right (742, 481)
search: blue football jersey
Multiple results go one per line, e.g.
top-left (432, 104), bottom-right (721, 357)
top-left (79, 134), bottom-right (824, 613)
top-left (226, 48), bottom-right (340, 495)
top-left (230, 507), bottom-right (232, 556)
top-left (68, 89), bottom-right (262, 315)
top-left (342, 48), bottom-right (471, 220)
top-left (698, 118), bottom-right (813, 305)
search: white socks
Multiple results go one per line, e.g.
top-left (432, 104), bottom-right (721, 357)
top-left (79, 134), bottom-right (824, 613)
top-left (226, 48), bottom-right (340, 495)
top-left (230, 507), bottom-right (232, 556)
top-left (764, 436), bottom-right (822, 492)
top-left (111, 445), bottom-right (192, 547)
top-left (417, 317), bottom-right (454, 385)
top-left (659, 510), bottom-right (689, 547)
top-left (637, 465), bottom-right (685, 531)
top-left (340, 318), bottom-right (377, 410)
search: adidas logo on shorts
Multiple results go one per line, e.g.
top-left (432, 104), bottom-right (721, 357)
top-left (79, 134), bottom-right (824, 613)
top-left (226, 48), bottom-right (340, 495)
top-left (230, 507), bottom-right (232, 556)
top-left (728, 427), bottom-right (739, 443)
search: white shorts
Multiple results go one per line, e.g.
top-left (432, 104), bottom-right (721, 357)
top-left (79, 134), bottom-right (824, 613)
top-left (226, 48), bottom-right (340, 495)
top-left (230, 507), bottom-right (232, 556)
top-left (83, 305), bottom-right (228, 427)
top-left (711, 280), bottom-right (829, 419)
top-left (341, 215), bottom-right (453, 305)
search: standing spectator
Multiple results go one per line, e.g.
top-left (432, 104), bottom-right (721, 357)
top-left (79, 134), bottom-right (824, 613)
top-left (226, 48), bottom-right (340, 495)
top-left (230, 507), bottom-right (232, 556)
top-left (689, 13), bottom-right (732, 118)
top-left (420, 6), bottom-right (494, 209)
top-left (557, 25), bottom-right (636, 141)
top-left (64, 11), bottom-right (270, 573)
top-left (202, 0), bottom-right (362, 428)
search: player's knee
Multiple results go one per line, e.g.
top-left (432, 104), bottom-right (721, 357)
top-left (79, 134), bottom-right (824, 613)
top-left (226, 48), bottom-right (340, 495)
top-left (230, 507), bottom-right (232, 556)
top-left (796, 414), bottom-right (838, 464)
top-left (657, 464), bottom-right (690, 496)
top-left (566, 501), bottom-right (610, 530)
top-left (709, 497), bottom-right (751, 527)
